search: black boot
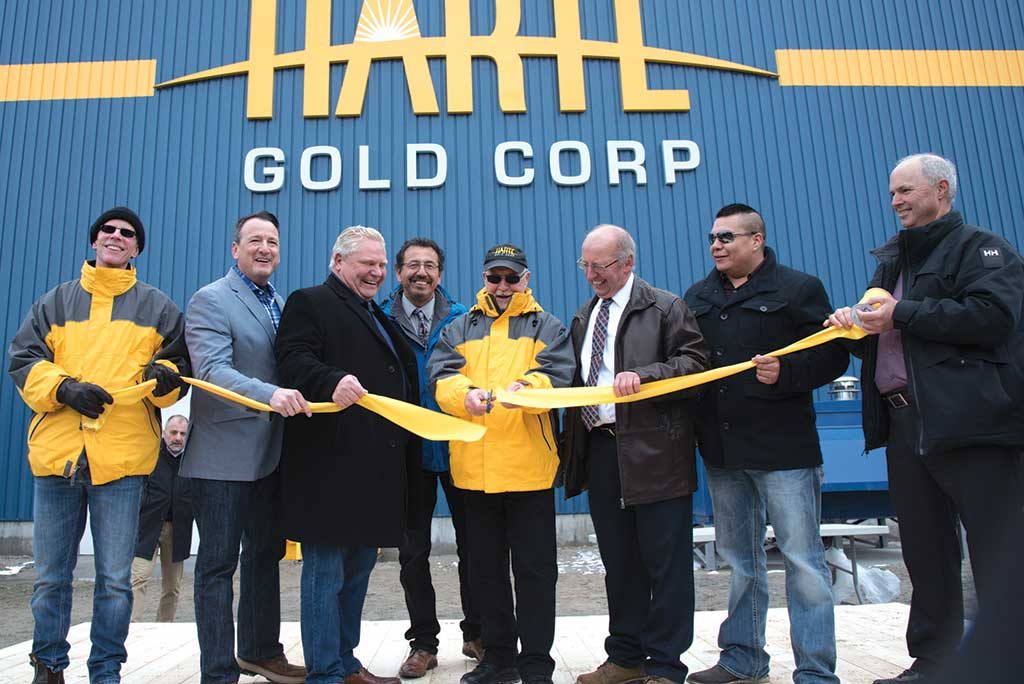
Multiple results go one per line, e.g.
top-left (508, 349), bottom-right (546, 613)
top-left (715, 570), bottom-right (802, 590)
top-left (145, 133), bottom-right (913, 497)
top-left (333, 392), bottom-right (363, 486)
top-left (29, 654), bottom-right (65, 684)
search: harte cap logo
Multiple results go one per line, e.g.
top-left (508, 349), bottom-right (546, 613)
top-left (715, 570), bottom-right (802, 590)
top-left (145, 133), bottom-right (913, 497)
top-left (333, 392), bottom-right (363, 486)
top-left (156, 0), bottom-right (776, 120)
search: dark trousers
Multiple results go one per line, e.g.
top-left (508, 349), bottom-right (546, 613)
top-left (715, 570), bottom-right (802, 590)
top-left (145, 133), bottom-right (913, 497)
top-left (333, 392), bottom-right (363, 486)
top-left (886, 403), bottom-right (1024, 673)
top-left (587, 431), bottom-right (695, 684)
top-left (399, 470), bottom-right (480, 652)
top-left (463, 488), bottom-right (557, 677)
top-left (191, 471), bottom-right (286, 684)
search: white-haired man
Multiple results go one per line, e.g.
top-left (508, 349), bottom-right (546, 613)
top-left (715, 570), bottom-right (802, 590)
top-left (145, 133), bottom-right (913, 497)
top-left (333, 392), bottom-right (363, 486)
top-left (828, 154), bottom-right (1024, 684)
top-left (276, 226), bottom-right (422, 684)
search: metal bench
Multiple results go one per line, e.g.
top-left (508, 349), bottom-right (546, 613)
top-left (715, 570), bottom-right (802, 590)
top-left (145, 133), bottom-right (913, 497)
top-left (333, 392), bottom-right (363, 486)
top-left (692, 523), bottom-right (890, 603)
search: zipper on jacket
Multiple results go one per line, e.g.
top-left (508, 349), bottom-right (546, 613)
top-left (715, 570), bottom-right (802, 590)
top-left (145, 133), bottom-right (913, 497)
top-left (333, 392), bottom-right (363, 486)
top-left (537, 415), bottom-right (552, 450)
top-left (28, 413), bottom-right (47, 440)
top-left (903, 344), bottom-right (927, 457)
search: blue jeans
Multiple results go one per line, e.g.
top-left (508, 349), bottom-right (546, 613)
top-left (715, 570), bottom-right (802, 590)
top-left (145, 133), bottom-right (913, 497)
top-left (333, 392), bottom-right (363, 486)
top-left (191, 473), bottom-right (286, 684)
top-left (705, 465), bottom-right (838, 684)
top-left (300, 543), bottom-right (378, 684)
top-left (32, 471), bottom-right (144, 684)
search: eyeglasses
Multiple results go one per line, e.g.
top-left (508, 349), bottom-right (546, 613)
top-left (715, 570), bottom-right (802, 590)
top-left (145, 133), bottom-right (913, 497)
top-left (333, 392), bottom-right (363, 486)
top-left (98, 224), bottom-right (137, 239)
top-left (402, 261), bottom-right (439, 273)
top-left (576, 258), bottom-right (619, 273)
top-left (708, 231), bottom-right (757, 244)
top-left (485, 273), bottom-right (523, 285)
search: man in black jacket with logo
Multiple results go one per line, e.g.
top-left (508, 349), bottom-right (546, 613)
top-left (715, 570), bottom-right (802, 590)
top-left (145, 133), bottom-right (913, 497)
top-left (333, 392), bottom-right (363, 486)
top-left (828, 153), bottom-right (1024, 684)
top-left (131, 414), bottom-right (193, 622)
top-left (683, 204), bottom-right (847, 684)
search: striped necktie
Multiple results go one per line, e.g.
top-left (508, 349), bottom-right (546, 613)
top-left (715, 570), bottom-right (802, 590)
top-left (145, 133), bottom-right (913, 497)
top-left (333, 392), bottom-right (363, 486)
top-left (581, 298), bottom-right (612, 430)
top-left (413, 308), bottom-right (430, 346)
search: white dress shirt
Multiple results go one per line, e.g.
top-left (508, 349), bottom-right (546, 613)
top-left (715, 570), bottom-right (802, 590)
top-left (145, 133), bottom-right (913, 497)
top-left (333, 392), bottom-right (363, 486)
top-left (579, 273), bottom-right (634, 425)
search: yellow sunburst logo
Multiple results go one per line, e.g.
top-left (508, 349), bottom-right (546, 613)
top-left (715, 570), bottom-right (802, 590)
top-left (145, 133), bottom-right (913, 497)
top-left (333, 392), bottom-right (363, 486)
top-left (354, 0), bottom-right (420, 42)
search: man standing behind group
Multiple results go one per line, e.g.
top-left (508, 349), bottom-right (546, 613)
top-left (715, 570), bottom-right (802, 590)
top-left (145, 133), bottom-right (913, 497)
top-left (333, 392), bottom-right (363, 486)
top-left (430, 244), bottom-right (574, 684)
top-left (132, 414), bottom-right (193, 623)
top-left (276, 226), bottom-right (421, 684)
top-left (562, 225), bottom-right (709, 684)
top-left (380, 238), bottom-right (480, 677)
top-left (828, 154), bottom-right (1024, 684)
top-left (684, 204), bottom-right (847, 684)
top-left (183, 211), bottom-right (310, 684)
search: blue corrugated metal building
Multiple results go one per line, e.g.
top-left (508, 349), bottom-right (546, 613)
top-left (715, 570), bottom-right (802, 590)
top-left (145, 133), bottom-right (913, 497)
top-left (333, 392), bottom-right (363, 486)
top-left (1, 0), bottom-right (1022, 522)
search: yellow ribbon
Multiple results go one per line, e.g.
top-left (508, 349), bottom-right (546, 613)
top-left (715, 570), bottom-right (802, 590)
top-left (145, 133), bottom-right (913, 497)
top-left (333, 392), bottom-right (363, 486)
top-left (493, 291), bottom-right (883, 410)
top-left (83, 377), bottom-right (486, 443)
top-left (81, 290), bottom-right (887, 438)
top-left (182, 377), bottom-right (486, 443)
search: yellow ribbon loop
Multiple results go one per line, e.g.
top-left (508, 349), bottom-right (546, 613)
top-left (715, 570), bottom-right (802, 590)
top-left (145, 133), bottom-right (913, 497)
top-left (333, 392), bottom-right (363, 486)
top-left (82, 377), bottom-right (486, 443)
top-left (493, 294), bottom-right (878, 411)
top-left (181, 377), bottom-right (487, 443)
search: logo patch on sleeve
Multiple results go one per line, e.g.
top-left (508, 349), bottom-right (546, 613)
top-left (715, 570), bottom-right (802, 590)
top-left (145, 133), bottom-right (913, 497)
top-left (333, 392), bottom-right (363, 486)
top-left (980, 246), bottom-right (1005, 268)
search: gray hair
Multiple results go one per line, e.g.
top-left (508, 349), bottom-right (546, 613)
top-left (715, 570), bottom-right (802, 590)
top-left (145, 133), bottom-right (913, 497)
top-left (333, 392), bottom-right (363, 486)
top-left (329, 225), bottom-right (386, 268)
top-left (164, 414), bottom-right (189, 428)
top-left (588, 224), bottom-right (637, 261)
top-left (896, 153), bottom-right (958, 203)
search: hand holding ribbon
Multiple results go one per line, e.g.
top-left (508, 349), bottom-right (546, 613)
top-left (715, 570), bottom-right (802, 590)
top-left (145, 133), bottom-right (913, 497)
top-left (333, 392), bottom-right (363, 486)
top-left (493, 290), bottom-right (883, 411)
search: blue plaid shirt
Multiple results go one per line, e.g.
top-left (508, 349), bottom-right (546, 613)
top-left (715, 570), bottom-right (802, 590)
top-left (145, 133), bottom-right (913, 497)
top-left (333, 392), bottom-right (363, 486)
top-left (232, 265), bottom-right (281, 330)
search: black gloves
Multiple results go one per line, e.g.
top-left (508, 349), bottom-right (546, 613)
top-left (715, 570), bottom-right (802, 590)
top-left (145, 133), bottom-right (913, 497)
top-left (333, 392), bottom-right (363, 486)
top-left (56, 379), bottom-right (113, 419)
top-left (144, 362), bottom-right (184, 397)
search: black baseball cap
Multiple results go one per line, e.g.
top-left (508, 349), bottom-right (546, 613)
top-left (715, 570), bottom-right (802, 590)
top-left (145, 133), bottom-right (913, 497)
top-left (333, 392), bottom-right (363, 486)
top-left (483, 243), bottom-right (528, 273)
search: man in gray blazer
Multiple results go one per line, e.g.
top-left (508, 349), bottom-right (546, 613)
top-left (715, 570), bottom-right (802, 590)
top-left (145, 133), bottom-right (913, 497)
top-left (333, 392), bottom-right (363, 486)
top-left (183, 210), bottom-right (311, 684)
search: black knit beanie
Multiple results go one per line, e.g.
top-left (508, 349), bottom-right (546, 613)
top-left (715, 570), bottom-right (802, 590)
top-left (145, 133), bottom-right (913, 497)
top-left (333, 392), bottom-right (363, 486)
top-left (89, 206), bottom-right (146, 254)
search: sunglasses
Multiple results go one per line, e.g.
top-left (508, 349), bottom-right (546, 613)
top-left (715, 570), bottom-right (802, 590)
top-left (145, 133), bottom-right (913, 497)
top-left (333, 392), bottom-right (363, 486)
top-left (707, 230), bottom-right (757, 245)
top-left (485, 273), bottom-right (523, 285)
top-left (98, 224), bottom-right (137, 239)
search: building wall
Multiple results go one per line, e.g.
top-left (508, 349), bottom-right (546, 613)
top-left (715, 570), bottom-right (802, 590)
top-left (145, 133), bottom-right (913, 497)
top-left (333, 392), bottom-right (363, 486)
top-left (1, 0), bottom-right (1022, 520)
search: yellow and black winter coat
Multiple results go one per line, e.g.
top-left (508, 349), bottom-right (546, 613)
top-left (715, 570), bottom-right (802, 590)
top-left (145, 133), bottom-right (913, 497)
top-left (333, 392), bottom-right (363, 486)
top-left (429, 288), bottom-right (575, 493)
top-left (8, 261), bottom-right (189, 485)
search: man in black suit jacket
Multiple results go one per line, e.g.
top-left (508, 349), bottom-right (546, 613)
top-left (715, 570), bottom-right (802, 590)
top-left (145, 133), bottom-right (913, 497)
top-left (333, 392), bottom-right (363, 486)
top-left (276, 225), bottom-right (422, 684)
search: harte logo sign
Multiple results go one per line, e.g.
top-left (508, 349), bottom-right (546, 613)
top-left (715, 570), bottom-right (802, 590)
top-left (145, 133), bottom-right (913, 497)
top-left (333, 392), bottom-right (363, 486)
top-left (157, 0), bottom-right (775, 119)
top-left (154, 0), bottom-right (780, 193)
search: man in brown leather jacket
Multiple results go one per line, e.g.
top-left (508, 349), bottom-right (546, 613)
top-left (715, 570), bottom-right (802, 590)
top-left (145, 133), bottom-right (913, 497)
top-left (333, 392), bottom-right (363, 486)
top-left (562, 224), bottom-right (710, 684)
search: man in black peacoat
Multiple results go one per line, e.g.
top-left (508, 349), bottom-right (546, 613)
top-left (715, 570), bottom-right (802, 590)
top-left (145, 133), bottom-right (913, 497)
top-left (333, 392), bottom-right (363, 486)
top-left (275, 226), bottom-right (422, 684)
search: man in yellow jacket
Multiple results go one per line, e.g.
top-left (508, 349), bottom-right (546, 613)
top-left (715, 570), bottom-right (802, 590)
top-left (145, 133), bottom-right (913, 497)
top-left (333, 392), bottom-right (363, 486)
top-left (8, 206), bottom-right (189, 684)
top-left (430, 244), bottom-right (575, 684)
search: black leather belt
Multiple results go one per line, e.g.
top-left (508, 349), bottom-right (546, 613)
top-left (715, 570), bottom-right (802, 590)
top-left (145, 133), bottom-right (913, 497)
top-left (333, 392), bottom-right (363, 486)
top-left (881, 389), bottom-right (912, 409)
top-left (591, 424), bottom-right (616, 438)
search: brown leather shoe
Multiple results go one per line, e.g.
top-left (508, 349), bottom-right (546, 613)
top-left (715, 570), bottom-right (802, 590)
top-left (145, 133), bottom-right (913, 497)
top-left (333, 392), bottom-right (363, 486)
top-left (462, 638), bottom-right (485, 662)
top-left (399, 649), bottom-right (439, 678)
top-left (237, 654), bottom-right (308, 684)
top-left (30, 654), bottom-right (65, 684)
top-left (576, 660), bottom-right (645, 684)
top-left (345, 666), bottom-right (401, 684)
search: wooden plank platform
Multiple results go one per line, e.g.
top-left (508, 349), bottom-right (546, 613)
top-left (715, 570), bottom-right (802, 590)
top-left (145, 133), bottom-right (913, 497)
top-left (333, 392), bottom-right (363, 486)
top-left (0, 605), bottom-right (913, 683)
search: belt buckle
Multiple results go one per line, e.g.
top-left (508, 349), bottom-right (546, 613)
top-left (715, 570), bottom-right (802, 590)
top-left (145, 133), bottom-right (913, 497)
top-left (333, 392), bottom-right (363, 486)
top-left (886, 392), bottom-right (909, 409)
top-left (597, 425), bottom-right (616, 438)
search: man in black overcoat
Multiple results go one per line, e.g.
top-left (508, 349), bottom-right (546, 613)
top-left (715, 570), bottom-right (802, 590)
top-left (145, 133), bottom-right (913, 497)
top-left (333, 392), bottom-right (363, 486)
top-left (131, 414), bottom-right (193, 622)
top-left (275, 225), bottom-right (422, 684)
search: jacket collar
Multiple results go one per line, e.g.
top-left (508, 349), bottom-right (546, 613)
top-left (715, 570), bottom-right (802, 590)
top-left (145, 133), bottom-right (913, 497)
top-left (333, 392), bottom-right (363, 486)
top-left (382, 284), bottom-right (458, 347)
top-left (325, 272), bottom-right (394, 348)
top-left (472, 287), bottom-right (543, 318)
top-left (574, 275), bottom-right (657, 326)
top-left (80, 260), bottom-right (137, 297)
top-left (693, 247), bottom-right (780, 308)
top-left (871, 210), bottom-right (964, 266)
top-left (225, 268), bottom-right (278, 343)
top-left (382, 283), bottom-right (455, 322)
